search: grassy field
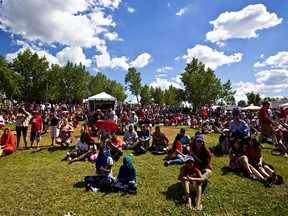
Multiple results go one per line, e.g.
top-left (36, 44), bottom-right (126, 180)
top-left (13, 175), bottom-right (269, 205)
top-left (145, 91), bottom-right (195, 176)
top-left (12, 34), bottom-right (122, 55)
top-left (0, 125), bottom-right (287, 216)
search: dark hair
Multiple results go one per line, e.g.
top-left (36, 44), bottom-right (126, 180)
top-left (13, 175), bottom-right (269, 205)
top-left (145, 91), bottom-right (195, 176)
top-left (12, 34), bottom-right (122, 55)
top-left (230, 139), bottom-right (244, 156)
top-left (80, 132), bottom-right (90, 143)
top-left (172, 133), bottom-right (182, 151)
top-left (191, 137), bottom-right (210, 166)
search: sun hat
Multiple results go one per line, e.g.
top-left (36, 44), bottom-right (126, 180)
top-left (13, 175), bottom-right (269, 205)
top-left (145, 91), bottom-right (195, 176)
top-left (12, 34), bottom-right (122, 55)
top-left (195, 134), bottom-right (204, 142)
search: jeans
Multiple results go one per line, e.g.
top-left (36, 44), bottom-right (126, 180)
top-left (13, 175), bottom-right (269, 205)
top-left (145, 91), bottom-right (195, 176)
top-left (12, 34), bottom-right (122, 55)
top-left (169, 154), bottom-right (184, 165)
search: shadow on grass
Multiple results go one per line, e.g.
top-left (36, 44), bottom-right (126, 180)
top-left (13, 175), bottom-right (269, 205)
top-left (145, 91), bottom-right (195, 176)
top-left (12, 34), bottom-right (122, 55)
top-left (47, 145), bottom-right (74, 153)
top-left (162, 182), bottom-right (184, 205)
top-left (221, 165), bottom-right (251, 180)
top-left (73, 181), bottom-right (87, 189)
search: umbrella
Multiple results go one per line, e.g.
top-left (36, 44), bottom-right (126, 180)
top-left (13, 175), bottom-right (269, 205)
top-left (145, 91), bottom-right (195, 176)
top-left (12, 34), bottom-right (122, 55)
top-left (95, 119), bottom-right (118, 131)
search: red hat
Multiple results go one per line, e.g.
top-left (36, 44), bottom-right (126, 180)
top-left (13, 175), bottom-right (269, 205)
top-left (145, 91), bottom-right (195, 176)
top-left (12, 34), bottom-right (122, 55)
top-left (262, 101), bottom-right (270, 106)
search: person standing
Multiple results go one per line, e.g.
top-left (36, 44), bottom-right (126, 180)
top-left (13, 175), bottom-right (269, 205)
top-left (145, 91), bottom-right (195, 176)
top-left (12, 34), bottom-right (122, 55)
top-left (15, 105), bottom-right (31, 149)
top-left (49, 110), bottom-right (61, 146)
top-left (258, 101), bottom-right (278, 146)
top-left (30, 110), bottom-right (43, 149)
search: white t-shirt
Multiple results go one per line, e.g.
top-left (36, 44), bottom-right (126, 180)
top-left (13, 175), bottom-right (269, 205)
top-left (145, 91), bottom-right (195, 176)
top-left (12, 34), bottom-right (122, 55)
top-left (96, 157), bottom-right (114, 178)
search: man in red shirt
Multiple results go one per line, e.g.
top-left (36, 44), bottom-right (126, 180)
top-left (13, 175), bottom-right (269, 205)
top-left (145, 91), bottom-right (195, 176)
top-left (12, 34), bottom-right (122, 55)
top-left (30, 110), bottom-right (43, 149)
top-left (106, 131), bottom-right (123, 161)
top-left (258, 101), bottom-right (278, 146)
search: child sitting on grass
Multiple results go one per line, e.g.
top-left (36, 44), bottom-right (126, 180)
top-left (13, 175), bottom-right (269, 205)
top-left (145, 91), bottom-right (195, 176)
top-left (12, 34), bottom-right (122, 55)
top-left (178, 156), bottom-right (206, 213)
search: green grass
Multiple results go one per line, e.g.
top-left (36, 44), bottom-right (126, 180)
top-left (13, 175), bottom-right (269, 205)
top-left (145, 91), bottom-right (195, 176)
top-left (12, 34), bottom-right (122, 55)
top-left (0, 125), bottom-right (288, 216)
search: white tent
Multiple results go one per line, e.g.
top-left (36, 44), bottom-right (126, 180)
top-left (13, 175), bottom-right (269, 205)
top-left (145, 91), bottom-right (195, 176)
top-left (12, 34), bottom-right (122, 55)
top-left (86, 92), bottom-right (117, 111)
top-left (279, 102), bottom-right (288, 107)
top-left (241, 104), bottom-right (261, 110)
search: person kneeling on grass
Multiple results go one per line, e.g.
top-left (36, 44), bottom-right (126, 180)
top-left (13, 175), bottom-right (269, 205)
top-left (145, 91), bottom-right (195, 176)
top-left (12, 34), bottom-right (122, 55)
top-left (112, 155), bottom-right (137, 194)
top-left (84, 146), bottom-right (114, 192)
top-left (0, 128), bottom-right (17, 156)
top-left (178, 156), bottom-right (205, 213)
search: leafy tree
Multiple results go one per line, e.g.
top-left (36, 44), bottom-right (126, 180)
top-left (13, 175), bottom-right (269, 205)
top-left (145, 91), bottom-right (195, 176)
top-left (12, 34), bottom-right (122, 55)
top-left (246, 92), bottom-right (262, 106)
top-left (221, 80), bottom-right (236, 105)
top-left (0, 56), bottom-right (18, 99)
top-left (10, 48), bottom-right (49, 102)
top-left (125, 67), bottom-right (142, 104)
top-left (163, 85), bottom-right (183, 107)
top-left (150, 86), bottom-right (164, 105)
top-left (181, 58), bottom-right (222, 108)
top-left (140, 84), bottom-right (151, 105)
top-left (238, 100), bottom-right (247, 107)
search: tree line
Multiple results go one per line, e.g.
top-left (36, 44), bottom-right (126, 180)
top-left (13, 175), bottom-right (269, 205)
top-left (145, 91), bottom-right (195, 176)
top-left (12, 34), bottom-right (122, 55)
top-left (2, 48), bottom-right (277, 107)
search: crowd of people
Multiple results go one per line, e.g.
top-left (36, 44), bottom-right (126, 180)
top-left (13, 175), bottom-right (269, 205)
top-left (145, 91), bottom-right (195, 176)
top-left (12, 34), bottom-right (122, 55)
top-left (0, 100), bottom-right (287, 213)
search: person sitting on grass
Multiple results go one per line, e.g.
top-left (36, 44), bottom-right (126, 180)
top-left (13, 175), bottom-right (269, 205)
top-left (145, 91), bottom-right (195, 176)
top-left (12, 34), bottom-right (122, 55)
top-left (123, 124), bottom-right (138, 149)
top-left (209, 128), bottom-right (231, 154)
top-left (56, 118), bottom-right (74, 147)
top-left (245, 137), bottom-right (284, 185)
top-left (84, 146), bottom-right (114, 192)
top-left (229, 139), bottom-right (266, 181)
top-left (178, 156), bottom-right (205, 213)
top-left (0, 128), bottom-right (17, 156)
top-left (66, 132), bottom-right (94, 163)
top-left (164, 133), bottom-right (186, 166)
top-left (149, 126), bottom-right (169, 154)
top-left (106, 131), bottom-right (123, 162)
top-left (137, 124), bottom-right (151, 152)
top-left (112, 155), bottom-right (137, 194)
top-left (189, 134), bottom-right (212, 186)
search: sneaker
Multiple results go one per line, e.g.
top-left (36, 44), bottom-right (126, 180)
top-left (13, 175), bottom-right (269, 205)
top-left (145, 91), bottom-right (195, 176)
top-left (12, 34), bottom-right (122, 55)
top-left (67, 157), bottom-right (72, 162)
top-left (90, 186), bottom-right (98, 192)
top-left (164, 161), bottom-right (169, 167)
top-left (66, 152), bottom-right (71, 156)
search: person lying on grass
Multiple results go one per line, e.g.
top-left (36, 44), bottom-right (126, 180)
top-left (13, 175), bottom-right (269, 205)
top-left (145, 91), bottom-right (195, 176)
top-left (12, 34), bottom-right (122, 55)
top-left (0, 128), bottom-right (17, 156)
top-left (245, 137), bottom-right (284, 185)
top-left (178, 156), bottom-right (205, 213)
top-left (112, 155), bottom-right (137, 194)
top-left (229, 139), bottom-right (273, 185)
top-left (84, 146), bottom-right (114, 192)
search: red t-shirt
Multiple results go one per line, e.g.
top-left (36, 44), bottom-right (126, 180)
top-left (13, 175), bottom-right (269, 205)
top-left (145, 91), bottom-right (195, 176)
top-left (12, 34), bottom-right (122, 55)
top-left (244, 145), bottom-right (262, 159)
top-left (194, 148), bottom-right (212, 170)
top-left (258, 107), bottom-right (270, 124)
top-left (31, 116), bottom-right (43, 131)
top-left (108, 137), bottom-right (123, 151)
top-left (180, 165), bottom-right (201, 177)
top-left (173, 140), bottom-right (183, 153)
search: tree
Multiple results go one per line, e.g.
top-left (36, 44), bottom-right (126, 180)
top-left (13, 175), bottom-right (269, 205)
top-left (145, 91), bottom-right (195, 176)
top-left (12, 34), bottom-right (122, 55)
top-left (10, 48), bottom-right (49, 102)
top-left (0, 55), bottom-right (18, 99)
top-left (125, 67), bottom-right (142, 104)
top-left (150, 86), bottom-right (164, 105)
top-left (181, 58), bottom-right (222, 108)
top-left (238, 100), bottom-right (247, 107)
top-left (221, 80), bottom-right (236, 105)
top-left (163, 85), bottom-right (183, 107)
top-left (140, 85), bottom-right (151, 105)
top-left (246, 92), bottom-right (262, 106)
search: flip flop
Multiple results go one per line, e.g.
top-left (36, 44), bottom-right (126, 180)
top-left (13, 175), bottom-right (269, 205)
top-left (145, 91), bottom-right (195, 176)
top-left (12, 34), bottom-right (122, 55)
top-left (194, 204), bottom-right (203, 213)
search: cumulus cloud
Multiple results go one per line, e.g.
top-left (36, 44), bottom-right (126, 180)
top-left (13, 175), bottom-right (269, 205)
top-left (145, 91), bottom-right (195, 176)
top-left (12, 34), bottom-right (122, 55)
top-left (156, 67), bottom-right (173, 73)
top-left (171, 75), bottom-right (182, 83)
top-left (130, 53), bottom-right (152, 68)
top-left (182, 44), bottom-right (242, 70)
top-left (176, 8), bottom-right (187, 16)
top-left (0, 0), bottom-right (120, 52)
top-left (150, 77), bottom-right (181, 89)
top-left (206, 4), bottom-right (282, 45)
top-left (104, 32), bottom-right (123, 41)
top-left (94, 52), bottom-right (152, 70)
top-left (254, 51), bottom-right (288, 69)
top-left (56, 47), bottom-right (92, 67)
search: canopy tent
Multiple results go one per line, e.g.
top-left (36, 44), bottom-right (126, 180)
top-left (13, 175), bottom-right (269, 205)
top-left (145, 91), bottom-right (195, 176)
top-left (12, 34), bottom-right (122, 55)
top-left (241, 104), bottom-right (261, 110)
top-left (86, 92), bottom-right (117, 112)
top-left (279, 102), bottom-right (288, 107)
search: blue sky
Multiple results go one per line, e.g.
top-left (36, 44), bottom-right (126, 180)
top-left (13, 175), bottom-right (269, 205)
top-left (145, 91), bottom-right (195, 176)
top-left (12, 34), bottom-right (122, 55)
top-left (1, 0), bottom-right (288, 103)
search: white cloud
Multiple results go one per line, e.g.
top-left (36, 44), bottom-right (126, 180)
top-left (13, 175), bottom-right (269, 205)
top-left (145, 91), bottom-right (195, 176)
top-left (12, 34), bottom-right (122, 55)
top-left (171, 75), bottom-right (182, 83)
top-left (254, 51), bottom-right (288, 69)
top-left (94, 52), bottom-right (152, 70)
top-left (182, 44), bottom-right (242, 70)
top-left (104, 32), bottom-right (123, 41)
top-left (168, 3), bottom-right (171, 8)
top-left (130, 53), bottom-right (152, 68)
top-left (176, 8), bottom-right (187, 16)
top-left (206, 4), bottom-right (282, 45)
top-left (174, 56), bottom-right (181, 61)
top-left (150, 77), bottom-right (181, 89)
top-left (0, 0), bottom-right (121, 53)
top-left (156, 67), bottom-right (173, 73)
top-left (127, 7), bottom-right (135, 13)
top-left (56, 47), bottom-right (92, 67)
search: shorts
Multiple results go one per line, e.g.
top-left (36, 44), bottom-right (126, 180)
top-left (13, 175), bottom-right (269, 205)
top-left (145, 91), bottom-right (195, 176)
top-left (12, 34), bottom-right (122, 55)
top-left (50, 126), bottom-right (59, 138)
top-left (16, 126), bottom-right (28, 138)
top-left (189, 181), bottom-right (201, 192)
top-left (30, 131), bottom-right (41, 141)
top-left (260, 124), bottom-right (275, 137)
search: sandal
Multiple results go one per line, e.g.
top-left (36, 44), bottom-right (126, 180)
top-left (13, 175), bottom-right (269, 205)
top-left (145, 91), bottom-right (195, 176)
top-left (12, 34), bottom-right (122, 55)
top-left (275, 174), bottom-right (284, 185)
top-left (194, 204), bottom-right (203, 213)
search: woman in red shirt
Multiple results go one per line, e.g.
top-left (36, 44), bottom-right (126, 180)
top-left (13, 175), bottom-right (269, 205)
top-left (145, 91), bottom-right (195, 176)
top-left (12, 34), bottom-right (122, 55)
top-left (164, 133), bottom-right (186, 166)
